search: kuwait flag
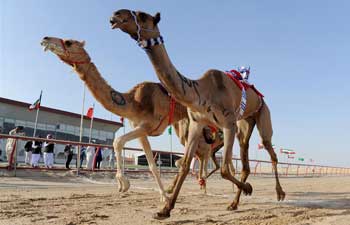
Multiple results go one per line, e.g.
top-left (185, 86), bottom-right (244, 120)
top-left (280, 148), bottom-right (296, 154)
top-left (29, 91), bottom-right (42, 111)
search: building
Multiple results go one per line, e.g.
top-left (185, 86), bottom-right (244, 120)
top-left (0, 97), bottom-right (122, 163)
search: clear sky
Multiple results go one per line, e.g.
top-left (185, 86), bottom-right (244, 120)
top-left (1, 0), bottom-right (349, 167)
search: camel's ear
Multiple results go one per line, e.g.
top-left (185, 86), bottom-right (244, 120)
top-left (136, 12), bottom-right (148, 22)
top-left (153, 12), bottom-right (161, 25)
top-left (80, 40), bottom-right (85, 47)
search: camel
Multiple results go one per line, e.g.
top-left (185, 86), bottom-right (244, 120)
top-left (110, 9), bottom-right (285, 219)
top-left (40, 36), bottom-right (223, 201)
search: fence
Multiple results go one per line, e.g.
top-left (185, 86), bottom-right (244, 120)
top-left (1, 134), bottom-right (350, 177)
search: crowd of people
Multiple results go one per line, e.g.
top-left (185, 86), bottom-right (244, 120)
top-left (3, 126), bottom-right (115, 170)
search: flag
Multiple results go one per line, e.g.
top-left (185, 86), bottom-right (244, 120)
top-left (29, 92), bottom-right (42, 111)
top-left (86, 107), bottom-right (94, 119)
top-left (168, 126), bottom-right (172, 135)
top-left (298, 157), bottom-right (304, 161)
top-left (120, 117), bottom-right (124, 124)
top-left (280, 148), bottom-right (296, 154)
top-left (258, 143), bottom-right (264, 149)
top-left (288, 155), bottom-right (295, 159)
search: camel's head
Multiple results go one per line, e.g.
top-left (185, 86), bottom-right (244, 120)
top-left (110, 9), bottom-right (161, 41)
top-left (41, 36), bottom-right (90, 66)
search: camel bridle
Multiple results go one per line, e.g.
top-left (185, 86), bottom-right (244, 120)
top-left (58, 39), bottom-right (91, 66)
top-left (128, 10), bottom-right (164, 49)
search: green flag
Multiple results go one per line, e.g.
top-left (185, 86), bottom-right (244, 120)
top-left (298, 158), bottom-right (304, 161)
top-left (168, 126), bottom-right (172, 135)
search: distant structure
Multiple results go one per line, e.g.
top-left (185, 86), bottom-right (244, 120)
top-left (0, 97), bottom-right (122, 162)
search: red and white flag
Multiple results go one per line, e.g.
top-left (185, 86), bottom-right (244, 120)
top-left (86, 107), bottom-right (94, 119)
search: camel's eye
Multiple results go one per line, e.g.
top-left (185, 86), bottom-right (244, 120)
top-left (64, 40), bottom-right (72, 47)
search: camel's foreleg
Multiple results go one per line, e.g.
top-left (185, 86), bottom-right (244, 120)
top-left (154, 120), bottom-right (203, 219)
top-left (166, 158), bottom-right (183, 194)
top-left (139, 136), bottom-right (168, 202)
top-left (113, 126), bottom-right (147, 192)
top-left (220, 126), bottom-right (253, 207)
top-left (228, 118), bottom-right (255, 210)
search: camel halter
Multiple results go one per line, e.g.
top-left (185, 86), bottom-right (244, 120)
top-left (129, 10), bottom-right (164, 49)
top-left (58, 39), bottom-right (90, 65)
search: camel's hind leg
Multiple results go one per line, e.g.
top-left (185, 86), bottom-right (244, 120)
top-left (228, 117), bottom-right (255, 210)
top-left (256, 103), bottom-right (286, 201)
top-left (198, 155), bottom-right (207, 193)
top-left (139, 136), bottom-right (168, 202)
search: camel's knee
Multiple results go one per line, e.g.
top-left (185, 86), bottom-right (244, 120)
top-left (175, 158), bottom-right (183, 168)
top-left (179, 162), bottom-right (191, 174)
top-left (113, 137), bottom-right (125, 151)
top-left (221, 164), bottom-right (232, 179)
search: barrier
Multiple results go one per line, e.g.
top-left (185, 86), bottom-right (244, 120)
top-left (1, 134), bottom-right (349, 177)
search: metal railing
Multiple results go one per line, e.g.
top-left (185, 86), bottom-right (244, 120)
top-left (1, 134), bottom-right (349, 177)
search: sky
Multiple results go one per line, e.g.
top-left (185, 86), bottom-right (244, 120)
top-left (1, 0), bottom-right (349, 167)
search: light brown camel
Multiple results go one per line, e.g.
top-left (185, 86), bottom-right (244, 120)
top-left (40, 36), bottom-right (222, 201)
top-left (110, 9), bottom-right (285, 219)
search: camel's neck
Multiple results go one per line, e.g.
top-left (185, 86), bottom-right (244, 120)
top-left (74, 63), bottom-right (130, 117)
top-left (145, 44), bottom-right (200, 108)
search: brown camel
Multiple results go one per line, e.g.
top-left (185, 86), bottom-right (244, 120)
top-left (40, 36), bottom-right (223, 201)
top-left (110, 9), bottom-right (285, 218)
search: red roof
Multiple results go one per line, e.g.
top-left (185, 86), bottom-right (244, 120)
top-left (0, 97), bottom-right (123, 127)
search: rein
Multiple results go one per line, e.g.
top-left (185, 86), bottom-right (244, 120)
top-left (150, 96), bottom-right (176, 134)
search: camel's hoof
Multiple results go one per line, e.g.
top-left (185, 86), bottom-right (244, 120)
top-left (243, 182), bottom-right (253, 196)
top-left (277, 190), bottom-right (286, 201)
top-left (227, 204), bottom-right (238, 211)
top-left (121, 177), bottom-right (130, 192)
top-left (153, 211), bottom-right (170, 220)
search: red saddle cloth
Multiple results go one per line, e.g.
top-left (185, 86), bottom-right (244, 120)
top-left (224, 70), bottom-right (264, 98)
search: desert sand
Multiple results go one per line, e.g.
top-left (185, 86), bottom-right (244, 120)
top-left (0, 171), bottom-right (349, 225)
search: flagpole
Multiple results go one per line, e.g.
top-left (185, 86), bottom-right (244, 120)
top-left (88, 103), bottom-right (95, 143)
top-left (33, 90), bottom-right (42, 137)
top-left (122, 119), bottom-right (125, 174)
top-left (77, 84), bottom-right (86, 175)
top-left (170, 127), bottom-right (173, 168)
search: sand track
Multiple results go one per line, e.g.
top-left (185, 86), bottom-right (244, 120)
top-left (0, 174), bottom-right (349, 225)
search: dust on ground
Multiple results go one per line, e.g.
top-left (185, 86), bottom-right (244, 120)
top-left (0, 171), bottom-right (349, 225)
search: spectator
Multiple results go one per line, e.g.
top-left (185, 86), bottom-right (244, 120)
top-left (64, 144), bottom-right (73, 169)
top-left (85, 140), bottom-right (96, 169)
top-left (43, 134), bottom-right (54, 168)
top-left (24, 140), bottom-right (33, 165)
top-left (80, 146), bottom-right (86, 168)
top-left (5, 126), bottom-right (25, 166)
top-left (31, 136), bottom-right (42, 168)
top-left (95, 147), bottom-right (103, 169)
top-left (109, 149), bottom-right (115, 169)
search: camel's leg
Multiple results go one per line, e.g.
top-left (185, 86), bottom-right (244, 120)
top-left (139, 136), bottom-right (168, 202)
top-left (220, 126), bottom-right (253, 200)
top-left (206, 149), bottom-right (220, 179)
top-left (198, 156), bottom-right (206, 193)
top-left (154, 120), bottom-right (203, 219)
top-left (256, 103), bottom-right (286, 201)
top-left (202, 154), bottom-right (209, 194)
top-left (166, 158), bottom-right (183, 194)
top-left (113, 126), bottom-right (147, 192)
top-left (228, 118), bottom-right (255, 210)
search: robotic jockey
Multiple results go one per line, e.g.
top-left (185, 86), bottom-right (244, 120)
top-left (237, 66), bottom-right (251, 84)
